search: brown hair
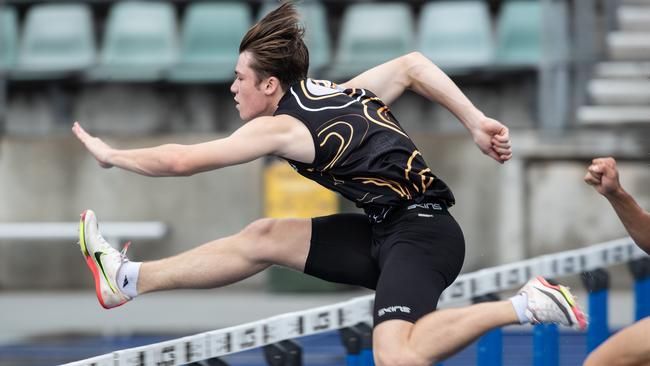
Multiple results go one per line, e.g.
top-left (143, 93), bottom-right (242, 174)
top-left (239, 1), bottom-right (309, 91)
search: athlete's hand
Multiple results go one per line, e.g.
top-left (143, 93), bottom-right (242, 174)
top-left (584, 157), bottom-right (622, 197)
top-left (72, 122), bottom-right (114, 169)
top-left (472, 117), bottom-right (512, 164)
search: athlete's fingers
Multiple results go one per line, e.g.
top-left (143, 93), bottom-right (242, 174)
top-left (588, 163), bottom-right (602, 173)
top-left (586, 168), bottom-right (603, 181)
top-left (584, 171), bottom-right (601, 186)
top-left (72, 122), bottom-right (91, 142)
top-left (486, 149), bottom-right (504, 164)
top-left (493, 145), bottom-right (511, 155)
top-left (500, 152), bottom-right (512, 162)
top-left (493, 126), bottom-right (510, 141)
top-left (491, 138), bottom-right (511, 149)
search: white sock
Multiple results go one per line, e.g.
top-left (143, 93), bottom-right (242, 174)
top-left (510, 293), bottom-right (530, 324)
top-left (117, 261), bottom-right (142, 299)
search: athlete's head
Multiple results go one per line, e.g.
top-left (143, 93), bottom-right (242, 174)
top-left (231, 1), bottom-right (309, 121)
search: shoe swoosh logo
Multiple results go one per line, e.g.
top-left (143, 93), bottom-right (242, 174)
top-left (538, 288), bottom-right (574, 326)
top-left (94, 251), bottom-right (117, 294)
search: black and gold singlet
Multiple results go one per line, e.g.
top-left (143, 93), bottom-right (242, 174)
top-left (274, 78), bottom-right (455, 222)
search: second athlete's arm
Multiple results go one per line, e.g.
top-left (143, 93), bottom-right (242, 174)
top-left (585, 157), bottom-right (650, 254)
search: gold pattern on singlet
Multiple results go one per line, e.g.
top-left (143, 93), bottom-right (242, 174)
top-left (418, 168), bottom-right (435, 192)
top-left (317, 121), bottom-right (354, 171)
top-left (360, 97), bottom-right (408, 137)
top-left (352, 177), bottom-right (412, 199)
top-left (310, 79), bottom-right (338, 89)
top-left (300, 80), bottom-right (345, 101)
top-left (404, 150), bottom-right (435, 193)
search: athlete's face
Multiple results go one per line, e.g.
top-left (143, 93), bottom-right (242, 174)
top-left (230, 52), bottom-right (277, 121)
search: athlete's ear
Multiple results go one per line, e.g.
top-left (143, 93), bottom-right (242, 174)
top-left (263, 76), bottom-right (281, 96)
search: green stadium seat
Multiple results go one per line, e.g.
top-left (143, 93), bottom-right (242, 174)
top-left (0, 6), bottom-right (18, 72)
top-left (329, 3), bottom-right (414, 80)
top-left (15, 4), bottom-right (95, 79)
top-left (418, 1), bottom-right (494, 73)
top-left (169, 2), bottom-right (251, 83)
top-left (258, 1), bottom-right (331, 75)
top-left (91, 1), bottom-right (178, 81)
top-left (495, 1), bottom-right (541, 66)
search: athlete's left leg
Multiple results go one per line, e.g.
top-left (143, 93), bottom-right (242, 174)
top-left (368, 212), bottom-right (585, 366)
top-left (373, 301), bottom-right (519, 365)
top-left (373, 277), bottom-right (587, 366)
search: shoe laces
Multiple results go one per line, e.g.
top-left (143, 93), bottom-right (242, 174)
top-left (119, 241), bottom-right (131, 263)
top-left (97, 231), bottom-right (131, 264)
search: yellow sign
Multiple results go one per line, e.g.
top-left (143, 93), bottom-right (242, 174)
top-left (264, 161), bottom-right (338, 218)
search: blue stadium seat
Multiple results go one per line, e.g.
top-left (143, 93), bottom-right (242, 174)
top-left (15, 4), bottom-right (95, 79)
top-left (0, 6), bottom-right (18, 72)
top-left (495, 1), bottom-right (541, 66)
top-left (328, 3), bottom-right (414, 80)
top-left (418, 1), bottom-right (494, 73)
top-left (91, 1), bottom-right (178, 81)
top-left (495, 1), bottom-right (569, 66)
top-left (258, 1), bottom-right (331, 75)
top-left (169, 2), bottom-right (251, 83)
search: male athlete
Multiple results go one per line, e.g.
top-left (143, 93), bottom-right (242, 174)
top-left (583, 157), bottom-right (650, 366)
top-left (73, 3), bottom-right (586, 365)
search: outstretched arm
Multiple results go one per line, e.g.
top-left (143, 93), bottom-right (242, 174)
top-left (585, 157), bottom-right (650, 254)
top-left (72, 116), bottom-right (304, 177)
top-left (340, 52), bottom-right (511, 163)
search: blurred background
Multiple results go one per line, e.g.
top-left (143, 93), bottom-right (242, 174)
top-left (0, 0), bottom-right (649, 364)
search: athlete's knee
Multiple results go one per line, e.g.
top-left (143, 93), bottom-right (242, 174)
top-left (238, 218), bottom-right (280, 260)
top-left (373, 346), bottom-right (428, 366)
top-left (241, 218), bottom-right (277, 240)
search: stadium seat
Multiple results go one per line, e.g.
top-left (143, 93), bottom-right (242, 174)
top-left (0, 6), bottom-right (18, 72)
top-left (258, 1), bottom-right (331, 75)
top-left (328, 3), bottom-right (414, 79)
top-left (418, 1), bottom-right (494, 73)
top-left (169, 2), bottom-right (251, 83)
top-left (495, 1), bottom-right (541, 66)
top-left (91, 1), bottom-right (178, 81)
top-left (15, 4), bottom-right (95, 78)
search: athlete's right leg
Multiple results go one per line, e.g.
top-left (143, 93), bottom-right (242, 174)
top-left (79, 209), bottom-right (313, 308)
top-left (137, 216), bottom-right (312, 294)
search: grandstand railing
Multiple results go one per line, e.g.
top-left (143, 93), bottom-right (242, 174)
top-left (61, 236), bottom-right (648, 366)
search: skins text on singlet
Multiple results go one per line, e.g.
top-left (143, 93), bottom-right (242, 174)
top-left (274, 78), bottom-right (455, 223)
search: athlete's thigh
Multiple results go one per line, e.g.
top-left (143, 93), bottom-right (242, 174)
top-left (303, 213), bottom-right (379, 289)
top-left (584, 317), bottom-right (650, 366)
top-left (373, 213), bottom-right (465, 326)
top-left (246, 217), bottom-right (313, 272)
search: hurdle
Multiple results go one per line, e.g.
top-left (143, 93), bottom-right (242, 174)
top-left (61, 236), bottom-right (648, 366)
top-left (0, 221), bottom-right (168, 245)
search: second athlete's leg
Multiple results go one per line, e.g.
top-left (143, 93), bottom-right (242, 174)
top-left (583, 317), bottom-right (650, 366)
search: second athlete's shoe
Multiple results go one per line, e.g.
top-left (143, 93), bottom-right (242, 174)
top-left (518, 276), bottom-right (588, 331)
top-left (78, 209), bottom-right (131, 309)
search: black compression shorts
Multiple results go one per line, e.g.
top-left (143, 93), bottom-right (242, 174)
top-left (304, 202), bottom-right (465, 326)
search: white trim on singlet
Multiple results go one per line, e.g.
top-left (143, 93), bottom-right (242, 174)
top-left (289, 79), bottom-right (367, 112)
